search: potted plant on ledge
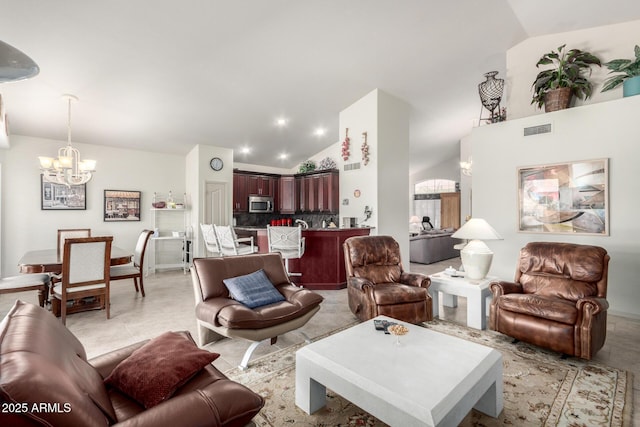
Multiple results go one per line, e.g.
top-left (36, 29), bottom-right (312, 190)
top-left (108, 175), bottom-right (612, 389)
top-left (601, 45), bottom-right (640, 98)
top-left (531, 44), bottom-right (601, 112)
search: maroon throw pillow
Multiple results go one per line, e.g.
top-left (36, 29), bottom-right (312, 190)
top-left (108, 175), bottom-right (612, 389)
top-left (104, 331), bottom-right (219, 408)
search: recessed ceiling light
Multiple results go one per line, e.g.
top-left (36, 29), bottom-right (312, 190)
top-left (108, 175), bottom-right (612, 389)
top-left (276, 118), bottom-right (287, 126)
top-left (314, 127), bottom-right (326, 136)
top-left (278, 153), bottom-right (288, 160)
top-left (240, 147), bottom-right (251, 154)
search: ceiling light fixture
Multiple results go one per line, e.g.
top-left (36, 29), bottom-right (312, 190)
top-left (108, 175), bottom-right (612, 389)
top-left (0, 40), bottom-right (40, 83)
top-left (240, 147), bottom-right (251, 154)
top-left (276, 118), bottom-right (287, 126)
top-left (314, 127), bottom-right (326, 136)
top-left (278, 153), bottom-right (288, 160)
top-left (38, 94), bottom-right (96, 187)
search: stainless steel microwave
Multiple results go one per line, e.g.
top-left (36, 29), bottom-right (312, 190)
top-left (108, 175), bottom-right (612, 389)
top-left (248, 195), bottom-right (274, 213)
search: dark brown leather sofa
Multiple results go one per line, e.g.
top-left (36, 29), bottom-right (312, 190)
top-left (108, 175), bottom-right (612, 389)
top-left (490, 242), bottom-right (610, 360)
top-left (191, 252), bottom-right (323, 369)
top-left (343, 235), bottom-right (432, 324)
top-left (0, 300), bottom-right (264, 426)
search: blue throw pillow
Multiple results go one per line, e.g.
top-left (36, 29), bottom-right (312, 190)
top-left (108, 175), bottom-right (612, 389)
top-left (223, 269), bottom-right (285, 309)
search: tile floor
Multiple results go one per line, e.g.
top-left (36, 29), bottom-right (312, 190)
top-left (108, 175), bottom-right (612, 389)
top-left (1, 258), bottom-right (637, 424)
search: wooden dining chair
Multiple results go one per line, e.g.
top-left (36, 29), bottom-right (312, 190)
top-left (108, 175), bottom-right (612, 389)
top-left (51, 236), bottom-right (112, 325)
top-left (110, 229), bottom-right (153, 297)
top-left (57, 228), bottom-right (91, 258)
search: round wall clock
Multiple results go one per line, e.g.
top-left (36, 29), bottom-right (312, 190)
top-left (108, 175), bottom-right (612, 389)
top-left (209, 157), bottom-right (224, 171)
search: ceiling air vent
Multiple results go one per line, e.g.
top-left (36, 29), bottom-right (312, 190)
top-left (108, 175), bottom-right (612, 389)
top-left (344, 162), bottom-right (361, 171)
top-left (523, 123), bottom-right (551, 136)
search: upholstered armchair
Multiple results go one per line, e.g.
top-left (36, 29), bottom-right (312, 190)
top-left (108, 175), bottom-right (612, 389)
top-left (490, 242), bottom-right (610, 360)
top-left (343, 235), bottom-right (432, 324)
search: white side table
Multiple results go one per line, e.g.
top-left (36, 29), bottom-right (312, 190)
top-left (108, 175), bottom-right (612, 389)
top-left (428, 272), bottom-right (497, 330)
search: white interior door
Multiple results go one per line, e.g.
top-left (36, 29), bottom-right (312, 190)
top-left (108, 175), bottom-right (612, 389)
top-left (204, 182), bottom-right (227, 226)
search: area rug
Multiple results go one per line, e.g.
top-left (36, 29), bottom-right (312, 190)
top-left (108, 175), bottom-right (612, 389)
top-left (225, 320), bottom-right (633, 426)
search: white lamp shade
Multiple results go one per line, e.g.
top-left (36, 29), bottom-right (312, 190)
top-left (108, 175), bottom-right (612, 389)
top-left (451, 218), bottom-right (502, 240)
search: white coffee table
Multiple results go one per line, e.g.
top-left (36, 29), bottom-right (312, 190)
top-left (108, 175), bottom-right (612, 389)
top-left (428, 272), bottom-right (496, 330)
top-left (295, 316), bottom-right (503, 427)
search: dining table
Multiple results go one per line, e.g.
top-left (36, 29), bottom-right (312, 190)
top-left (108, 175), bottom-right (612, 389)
top-left (17, 246), bottom-right (132, 274)
top-left (17, 247), bottom-right (133, 316)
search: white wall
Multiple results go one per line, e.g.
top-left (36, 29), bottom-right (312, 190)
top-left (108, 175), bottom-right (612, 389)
top-left (506, 19), bottom-right (640, 120)
top-left (339, 89), bottom-right (411, 262)
top-left (186, 144), bottom-right (234, 258)
top-left (470, 95), bottom-right (640, 319)
top-left (1, 135), bottom-right (186, 276)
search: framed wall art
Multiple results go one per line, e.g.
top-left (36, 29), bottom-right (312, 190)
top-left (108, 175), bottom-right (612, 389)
top-left (517, 158), bottom-right (608, 235)
top-left (41, 176), bottom-right (86, 210)
top-left (104, 190), bottom-right (141, 222)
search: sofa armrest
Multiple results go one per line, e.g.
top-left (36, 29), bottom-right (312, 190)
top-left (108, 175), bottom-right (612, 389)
top-left (489, 280), bottom-right (523, 297)
top-left (577, 297), bottom-right (609, 316)
top-left (400, 272), bottom-right (430, 289)
top-left (113, 379), bottom-right (264, 427)
top-left (347, 276), bottom-right (374, 291)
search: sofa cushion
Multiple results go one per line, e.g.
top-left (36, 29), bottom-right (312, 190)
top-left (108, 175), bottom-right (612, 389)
top-left (497, 293), bottom-right (578, 325)
top-left (373, 283), bottom-right (428, 305)
top-left (223, 269), bottom-right (286, 309)
top-left (105, 331), bottom-right (219, 408)
top-left (197, 285), bottom-right (323, 330)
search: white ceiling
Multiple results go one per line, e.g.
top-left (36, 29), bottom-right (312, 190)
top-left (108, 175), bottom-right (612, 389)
top-left (1, 0), bottom-right (639, 173)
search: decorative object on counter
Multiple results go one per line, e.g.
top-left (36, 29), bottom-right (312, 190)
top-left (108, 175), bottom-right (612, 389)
top-left (531, 44), bottom-right (601, 112)
top-left (353, 189), bottom-right (361, 198)
top-left (601, 45), bottom-right (640, 97)
top-left (104, 190), bottom-right (141, 222)
top-left (39, 94), bottom-right (97, 187)
top-left (478, 71), bottom-right (505, 124)
top-left (362, 205), bottom-right (372, 223)
top-left (451, 218), bottom-right (502, 280)
top-left (318, 156), bottom-right (337, 170)
top-left (341, 128), bottom-right (350, 161)
top-left (360, 132), bottom-right (369, 165)
top-left (298, 159), bottom-right (317, 173)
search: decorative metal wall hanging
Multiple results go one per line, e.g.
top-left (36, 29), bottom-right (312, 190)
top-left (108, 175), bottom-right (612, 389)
top-left (341, 128), bottom-right (350, 161)
top-left (478, 71), bottom-right (506, 124)
top-left (361, 132), bottom-right (369, 165)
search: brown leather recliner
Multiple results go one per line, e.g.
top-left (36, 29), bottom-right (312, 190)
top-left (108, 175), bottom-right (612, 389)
top-left (343, 235), bottom-right (432, 324)
top-left (0, 300), bottom-right (264, 427)
top-left (191, 252), bottom-right (323, 369)
top-left (490, 242), bottom-right (610, 360)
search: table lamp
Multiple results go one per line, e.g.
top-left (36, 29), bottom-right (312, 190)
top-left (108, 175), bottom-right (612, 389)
top-left (409, 216), bottom-right (422, 234)
top-left (451, 218), bottom-right (502, 280)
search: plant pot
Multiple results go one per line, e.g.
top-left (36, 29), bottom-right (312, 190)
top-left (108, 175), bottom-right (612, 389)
top-left (623, 75), bottom-right (640, 97)
top-left (544, 88), bottom-right (573, 112)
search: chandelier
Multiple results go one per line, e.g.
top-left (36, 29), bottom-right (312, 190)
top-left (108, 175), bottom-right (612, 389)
top-left (39, 94), bottom-right (96, 186)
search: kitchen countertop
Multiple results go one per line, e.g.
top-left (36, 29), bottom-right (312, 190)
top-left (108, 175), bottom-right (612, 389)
top-left (235, 226), bottom-right (373, 231)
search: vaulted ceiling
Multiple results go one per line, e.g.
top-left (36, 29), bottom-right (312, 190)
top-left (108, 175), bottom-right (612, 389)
top-left (1, 0), bottom-right (639, 173)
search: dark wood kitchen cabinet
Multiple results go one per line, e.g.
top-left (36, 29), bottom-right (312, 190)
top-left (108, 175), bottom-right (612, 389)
top-left (233, 173), bottom-right (249, 213)
top-left (247, 175), bottom-right (277, 197)
top-left (278, 175), bottom-right (297, 214)
top-left (298, 170), bottom-right (339, 213)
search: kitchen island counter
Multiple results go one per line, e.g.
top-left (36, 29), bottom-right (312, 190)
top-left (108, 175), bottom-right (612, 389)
top-left (234, 226), bottom-right (372, 290)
